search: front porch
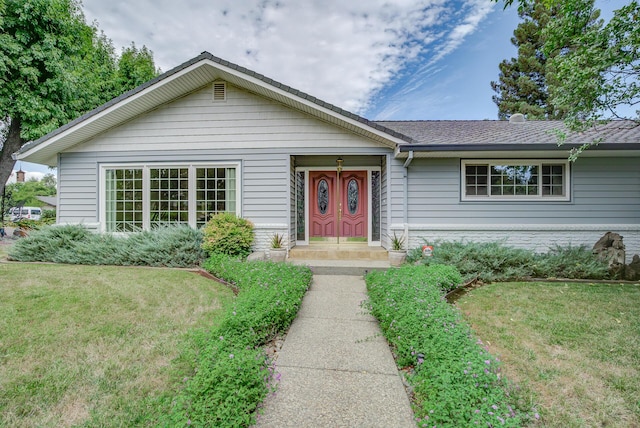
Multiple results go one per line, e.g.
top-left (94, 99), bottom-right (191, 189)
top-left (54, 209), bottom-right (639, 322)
top-left (288, 242), bottom-right (390, 275)
top-left (289, 242), bottom-right (388, 261)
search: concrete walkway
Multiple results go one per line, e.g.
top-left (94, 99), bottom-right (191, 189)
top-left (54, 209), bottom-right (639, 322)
top-left (254, 275), bottom-right (415, 428)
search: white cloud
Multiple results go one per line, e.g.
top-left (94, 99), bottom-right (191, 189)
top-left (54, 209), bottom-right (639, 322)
top-left (81, 0), bottom-right (495, 114)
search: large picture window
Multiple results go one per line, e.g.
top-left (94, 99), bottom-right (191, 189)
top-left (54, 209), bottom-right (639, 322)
top-left (102, 163), bottom-right (239, 232)
top-left (462, 160), bottom-right (569, 201)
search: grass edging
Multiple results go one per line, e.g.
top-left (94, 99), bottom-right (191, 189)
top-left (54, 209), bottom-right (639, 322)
top-left (160, 253), bottom-right (312, 427)
top-left (365, 264), bottom-right (535, 427)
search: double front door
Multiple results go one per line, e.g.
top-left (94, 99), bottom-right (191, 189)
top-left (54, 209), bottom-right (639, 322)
top-left (309, 170), bottom-right (367, 240)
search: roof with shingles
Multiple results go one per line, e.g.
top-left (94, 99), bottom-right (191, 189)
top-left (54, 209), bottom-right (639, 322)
top-left (375, 120), bottom-right (640, 147)
top-left (15, 51), bottom-right (640, 164)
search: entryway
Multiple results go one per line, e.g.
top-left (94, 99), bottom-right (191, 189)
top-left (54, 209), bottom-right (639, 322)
top-left (309, 170), bottom-right (368, 241)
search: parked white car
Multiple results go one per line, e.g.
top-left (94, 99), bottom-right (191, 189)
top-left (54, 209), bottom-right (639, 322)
top-left (10, 207), bottom-right (42, 221)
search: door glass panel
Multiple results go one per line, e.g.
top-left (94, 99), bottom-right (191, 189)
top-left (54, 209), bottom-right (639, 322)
top-left (296, 171), bottom-right (305, 240)
top-left (347, 179), bottom-right (358, 215)
top-left (371, 171), bottom-right (380, 241)
top-left (318, 179), bottom-right (329, 214)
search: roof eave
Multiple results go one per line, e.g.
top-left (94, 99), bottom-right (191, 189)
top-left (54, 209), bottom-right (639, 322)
top-left (394, 142), bottom-right (640, 158)
top-left (17, 52), bottom-right (408, 165)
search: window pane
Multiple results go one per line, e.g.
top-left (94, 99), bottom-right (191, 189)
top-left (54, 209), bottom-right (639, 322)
top-left (105, 168), bottom-right (143, 232)
top-left (542, 164), bottom-right (565, 197)
top-left (195, 167), bottom-right (236, 228)
top-left (465, 164), bottom-right (489, 197)
top-left (150, 168), bottom-right (189, 228)
top-left (490, 165), bottom-right (538, 196)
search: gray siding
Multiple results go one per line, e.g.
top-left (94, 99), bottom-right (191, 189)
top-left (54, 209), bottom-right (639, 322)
top-left (58, 149), bottom-right (291, 226)
top-left (57, 82), bottom-right (392, 231)
top-left (406, 157), bottom-right (640, 224)
top-left (67, 84), bottom-right (384, 154)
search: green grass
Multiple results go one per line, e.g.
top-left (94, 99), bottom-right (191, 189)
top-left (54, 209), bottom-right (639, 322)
top-left (0, 262), bottom-right (235, 427)
top-left (456, 281), bottom-right (640, 427)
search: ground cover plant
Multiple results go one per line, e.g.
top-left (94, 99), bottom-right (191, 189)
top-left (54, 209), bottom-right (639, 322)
top-left (365, 265), bottom-right (534, 426)
top-left (161, 253), bottom-right (313, 427)
top-left (457, 281), bottom-right (640, 427)
top-left (8, 224), bottom-right (205, 267)
top-left (407, 241), bottom-right (610, 282)
top-left (0, 263), bottom-right (235, 427)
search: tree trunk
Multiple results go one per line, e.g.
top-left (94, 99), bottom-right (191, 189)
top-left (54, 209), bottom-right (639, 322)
top-left (0, 117), bottom-right (26, 198)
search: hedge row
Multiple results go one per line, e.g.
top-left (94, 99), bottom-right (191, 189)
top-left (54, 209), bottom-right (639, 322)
top-left (160, 253), bottom-right (313, 427)
top-left (8, 224), bottom-right (205, 267)
top-left (365, 265), bottom-right (534, 427)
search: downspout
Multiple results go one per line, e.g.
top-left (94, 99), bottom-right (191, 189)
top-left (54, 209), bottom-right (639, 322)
top-left (402, 151), bottom-right (414, 249)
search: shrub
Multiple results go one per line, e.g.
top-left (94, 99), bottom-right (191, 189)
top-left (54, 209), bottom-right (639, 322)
top-left (162, 254), bottom-right (312, 427)
top-left (409, 240), bottom-right (611, 282)
top-left (201, 213), bottom-right (254, 258)
top-left (9, 224), bottom-right (205, 267)
top-left (533, 244), bottom-right (610, 279)
top-left (365, 265), bottom-right (533, 426)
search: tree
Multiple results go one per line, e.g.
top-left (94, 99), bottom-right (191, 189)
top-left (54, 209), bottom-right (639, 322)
top-left (491, 1), bottom-right (561, 119)
top-left (495, 0), bottom-right (639, 158)
top-left (545, 0), bottom-right (639, 131)
top-left (492, 0), bottom-right (601, 120)
top-left (0, 0), bottom-right (159, 197)
top-left (4, 175), bottom-right (56, 208)
top-left (116, 43), bottom-right (160, 91)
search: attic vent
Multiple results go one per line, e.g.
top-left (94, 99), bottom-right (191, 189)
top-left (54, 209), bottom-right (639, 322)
top-left (509, 113), bottom-right (525, 123)
top-left (212, 82), bottom-right (226, 102)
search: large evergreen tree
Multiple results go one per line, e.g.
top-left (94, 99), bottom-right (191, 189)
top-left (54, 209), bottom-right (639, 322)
top-left (0, 0), bottom-right (159, 197)
top-left (491, 1), bottom-right (560, 119)
top-left (544, 0), bottom-right (639, 131)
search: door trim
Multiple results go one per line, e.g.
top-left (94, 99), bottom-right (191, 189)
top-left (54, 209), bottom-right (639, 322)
top-left (296, 166), bottom-right (381, 247)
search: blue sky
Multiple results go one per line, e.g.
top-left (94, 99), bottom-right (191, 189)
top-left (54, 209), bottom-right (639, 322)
top-left (15, 0), bottom-right (628, 178)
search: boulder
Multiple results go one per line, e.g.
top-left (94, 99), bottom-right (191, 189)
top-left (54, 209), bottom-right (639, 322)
top-left (593, 232), bottom-right (626, 271)
top-left (625, 255), bottom-right (640, 281)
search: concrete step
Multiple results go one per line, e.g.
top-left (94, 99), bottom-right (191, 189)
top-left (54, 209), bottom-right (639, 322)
top-left (289, 259), bottom-right (390, 276)
top-left (289, 244), bottom-right (389, 261)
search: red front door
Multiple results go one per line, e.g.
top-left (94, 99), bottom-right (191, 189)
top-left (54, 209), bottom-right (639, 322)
top-left (309, 170), bottom-right (367, 239)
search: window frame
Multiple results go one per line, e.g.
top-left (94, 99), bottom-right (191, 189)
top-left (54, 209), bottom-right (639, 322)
top-left (460, 159), bottom-right (571, 202)
top-left (100, 162), bottom-right (241, 232)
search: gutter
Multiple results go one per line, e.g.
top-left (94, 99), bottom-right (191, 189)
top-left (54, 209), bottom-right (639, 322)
top-left (395, 142), bottom-right (640, 153)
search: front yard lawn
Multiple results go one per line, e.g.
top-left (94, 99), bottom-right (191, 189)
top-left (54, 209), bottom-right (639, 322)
top-left (0, 263), bottom-right (235, 427)
top-left (457, 281), bottom-right (640, 427)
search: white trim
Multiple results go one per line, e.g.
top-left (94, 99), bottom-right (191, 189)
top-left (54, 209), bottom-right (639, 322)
top-left (403, 223), bottom-right (640, 231)
top-left (460, 159), bottom-right (571, 202)
top-left (99, 161), bottom-right (241, 232)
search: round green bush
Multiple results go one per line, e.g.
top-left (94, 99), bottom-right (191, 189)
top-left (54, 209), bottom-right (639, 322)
top-left (201, 212), bottom-right (254, 258)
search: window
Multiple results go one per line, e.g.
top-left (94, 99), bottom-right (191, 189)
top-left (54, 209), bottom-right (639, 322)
top-left (462, 160), bottom-right (569, 201)
top-left (105, 168), bottom-right (143, 232)
top-left (102, 163), bottom-right (239, 232)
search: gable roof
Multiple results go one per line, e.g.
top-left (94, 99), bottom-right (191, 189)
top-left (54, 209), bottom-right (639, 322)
top-left (17, 52), bottom-right (413, 166)
top-left (15, 52), bottom-right (640, 166)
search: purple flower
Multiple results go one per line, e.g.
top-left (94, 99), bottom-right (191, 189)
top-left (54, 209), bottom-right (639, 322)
top-left (492, 405), bottom-right (498, 410)
top-left (229, 353), bottom-right (234, 359)
top-left (219, 336), bottom-right (224, 341)
top-left (484, 360), bottom-right (491, 365)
